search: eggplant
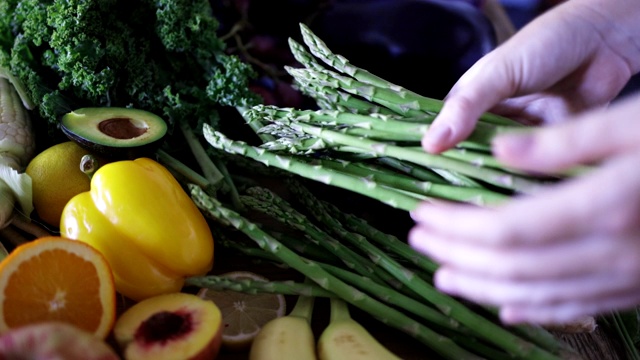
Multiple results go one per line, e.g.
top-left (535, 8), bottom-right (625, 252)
top-left (308, 0), bottom-right (497, 99)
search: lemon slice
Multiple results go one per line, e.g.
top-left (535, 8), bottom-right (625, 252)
top-left (197, 271), bottom-right (287, 351)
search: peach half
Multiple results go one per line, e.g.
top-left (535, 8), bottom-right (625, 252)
top-left (114, 292), bottom-right (223, 360)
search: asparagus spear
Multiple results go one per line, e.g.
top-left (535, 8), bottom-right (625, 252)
top-left (285, 178), bottom-right (439, 274)
top-left (290, 182), bottom-right (567, 359)
top-left (295, 23), bottom-right (520, 127)
top-left (281, 120), bottom-right (543, 194)
top-left (301, 157), bottom-right (508, 205)
top-left (203, 124), bottom-right (423, 211)
top-left (297, 81), bottom-right (398, 116)
top-left (284, 39), bottom-right (397, 116)
top-left (239, 188), bottom-right (409, 292)
top-left (186, 275), bottom-right (334, 298)
top-left (189, 184), bottom-right (486, 360)
top-left (374, 157), bottom-right (447, 184)
top-left (249, 104), bottom-right (502, 147)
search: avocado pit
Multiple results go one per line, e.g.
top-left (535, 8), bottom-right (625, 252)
top-left (98, 117), bottom-right (148, 140)
top-left (61, 107), bottom-right (168, 160)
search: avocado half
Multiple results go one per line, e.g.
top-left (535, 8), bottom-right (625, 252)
top-left (61, 107), bottom-right (168, 160)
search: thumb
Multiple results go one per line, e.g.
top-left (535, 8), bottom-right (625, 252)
top-left (422, 55), bottom-right (518, 154)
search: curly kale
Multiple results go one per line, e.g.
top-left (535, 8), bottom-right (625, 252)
top-left (0, 0), bottom-right (260, 133)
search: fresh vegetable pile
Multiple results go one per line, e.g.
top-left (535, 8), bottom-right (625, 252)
top-left (0, 1), bottom-right (635, 359)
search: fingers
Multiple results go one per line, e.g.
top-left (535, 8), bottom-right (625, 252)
top-left (411, 234), bottom-right (618, 280)
top-left (431, 241), bottom-right (640, 325)
top-left (492, 93), bottom-right (640, 173)
top-left (422, 0), bottom-right (602, 153)
top-left (410, 183), bottom-right (595, 247)
top-left (410, 151), bottom-right (640, 248)
top-left (499, 290), bottom-right (640, 325)
top-left (409, 153), bottom-right (640, 324)
top-left (433, 255), bottom-right (640, 306)
top-left (422, 230), bottom-right (640, 325)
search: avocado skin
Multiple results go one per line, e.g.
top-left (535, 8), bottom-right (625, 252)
top-left (61, 126), bottom-right (164, 160)
top-left (61, 107), bottom-right (168, 160)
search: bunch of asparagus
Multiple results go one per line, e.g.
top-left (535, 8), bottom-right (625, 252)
top-left (187, 179), bottom-right (582, 359)
top-left (202, 24), bottom-right (573, 211)
top-left (192, 24), bottom-right (588, 359)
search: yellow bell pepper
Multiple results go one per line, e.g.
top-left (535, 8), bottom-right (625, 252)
top-left (60, 157), bottom-right (214, 301)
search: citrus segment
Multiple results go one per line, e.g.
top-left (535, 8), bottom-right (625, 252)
top-left (0, 236), bottom-right (116, 339)
top-left (197, 271), bottom-right (286, 351)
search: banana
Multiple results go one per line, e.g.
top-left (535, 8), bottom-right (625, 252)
top-left (249, 295), bottom-right (317, 360)
top-left (318, 297), bottom-right (401, 360)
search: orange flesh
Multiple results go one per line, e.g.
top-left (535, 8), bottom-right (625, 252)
top-left (2, 248), bottom-right (104, 334)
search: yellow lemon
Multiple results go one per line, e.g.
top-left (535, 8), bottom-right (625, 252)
top-left (26, 141), bottom-right (96, 227)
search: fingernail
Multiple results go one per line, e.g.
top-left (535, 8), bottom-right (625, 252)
top-left (493, 132), bottom-right (533, 159)
top-left (423, 124), bottom-right (451, 153)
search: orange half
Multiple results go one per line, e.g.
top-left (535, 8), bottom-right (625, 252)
top-left (0, 236), bottom-right (116, 339)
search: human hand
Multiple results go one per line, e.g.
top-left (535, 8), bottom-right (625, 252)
top-left (422, 0), bottom-right (640, 153)
top-left (409, 94), bottom-right (640, 325)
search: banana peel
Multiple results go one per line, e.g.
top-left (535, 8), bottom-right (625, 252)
top-left (318, 297), bottom-right (401, 360)
top-left (250, 294), bottom-right (317, 360)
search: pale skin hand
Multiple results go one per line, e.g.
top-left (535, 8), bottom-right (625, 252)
top-left (409, 95), bottom-right (640, 325)
top-left (422, 0), bottom-right (640, 153)
top-left (410, 0), bottom-right (640, 325)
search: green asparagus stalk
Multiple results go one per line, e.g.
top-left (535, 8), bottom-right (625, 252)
top-left (249, 104), bottom-right (504, 147)
top-left (286, 178), bottom-right (439, 274)
top-left (302, 157), bottom-right (508, 205)
top-left (190, 249), bottom-right (511, 359)
top-left (186, 275), bottom-right (335, 298)
top-left (270, 231), bottom-right (342, 265)
top-left (203, 124), bottom-right (422, 211)
top-left (189, 184), bottom-right (486, 360)
top-left (295, 23), bottom-right (520, 127)
top-left (290, 179), bottom-right (573, 356)
top-left (238, 192), bottom-right (383, 279)
top-left (297, 81), bottom-right (398, 115)
top-left (290, 180), bottom-right (566, 359)
top-left (318, 262), bottom-right (464, 334)
top-left (249, 114), bottom-right (538, 193)
top-left (255, 112), bottom-right (496, 155)
top-left (239, 189), bottom-right (407, 291)
top-left (331, 144), bottom-right (490, 188)
top-left (374, 157), bottom-right (447, 184)
top-left (284, 121), bottom-right (543, 194)
top-left (283, 39), bottom-right (397, 115)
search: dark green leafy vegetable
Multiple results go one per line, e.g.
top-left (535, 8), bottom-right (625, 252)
top-left (0, 0), bottom-right (261, 135)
